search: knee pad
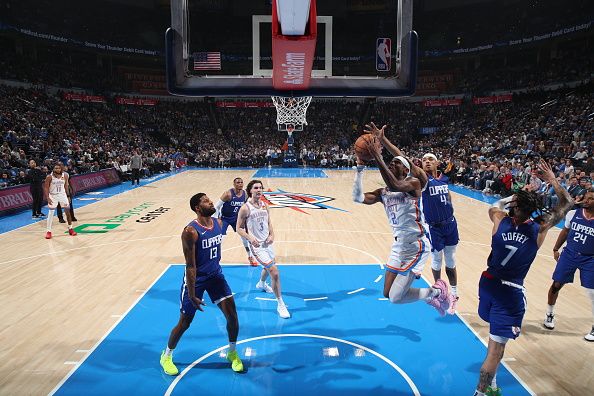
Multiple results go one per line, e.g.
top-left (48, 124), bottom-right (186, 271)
top-left (430, 251), bottom-right (443, 271)
top-left (389, 287), bottom-right (405, 303)
top-left (444, 245), bottom-right (457, 269)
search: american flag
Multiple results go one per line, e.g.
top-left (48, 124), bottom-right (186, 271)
top-left (193, 52), bottom-right (221, 71)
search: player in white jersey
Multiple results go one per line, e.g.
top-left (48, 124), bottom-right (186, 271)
top-left (352, 124), bottom-right (453, 315)
top-left (44, 163), bottom-right (77, 239)
top-left (237, 180), bottom-right (290, 319)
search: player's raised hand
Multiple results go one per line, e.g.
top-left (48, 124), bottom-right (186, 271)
top-left (534, 159), bottom-right (555, 183)
top-left (364, 122), bottom-right (387, 140)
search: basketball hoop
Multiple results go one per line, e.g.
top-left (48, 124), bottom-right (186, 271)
top-left (271, 96), bottom-right (312, 131)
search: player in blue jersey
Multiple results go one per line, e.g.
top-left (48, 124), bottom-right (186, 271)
top-left (473, 160), bottom-right (573, 396)
top-left (160, 193), bottom-right (243, 376)
top-left (543, 188), bottom-right (594, 342)
top-left (422, 153), bottom-right (460, 314)
top-left (214, 177), bottom-right (257, 266)
top-left (354, 123), bottom-right (453, 317)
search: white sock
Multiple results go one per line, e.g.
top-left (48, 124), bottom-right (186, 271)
top-left (547, 304), bottom-right (555, 315)
top-left (68, 224), bottom-right (72, 230)
top-left (277, 297), bottom-right (285, 306)
top-left (228, 342), bottom-right (236, 352)
top-left (164, 347), bottom-right (174, 357)
top-left (451, 285), bottom-right (458, 297)
top-left (47, 209), bottom-right (54, 231)
top-left (418, 288), bottom-right (433, 302)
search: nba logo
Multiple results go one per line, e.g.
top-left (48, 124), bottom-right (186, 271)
top-left (376, 38), bottom-right (391, 72)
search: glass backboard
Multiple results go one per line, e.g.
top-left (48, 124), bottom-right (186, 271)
top-left (166, 0), bottom-right (417, 97)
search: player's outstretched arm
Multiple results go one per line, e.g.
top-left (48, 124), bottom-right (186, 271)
top-left (352, 165), bottom-right (382, 204)
top-left (364, 122), bottom-right (428, 187)
top-left (214, 190), bottom-right (231, 218)
top-left (535, 160), bottom-right (573, 245)
top-left (182, 226), bottom-right (205, 311)
top-left (489, 195), bottom-right (512, 234)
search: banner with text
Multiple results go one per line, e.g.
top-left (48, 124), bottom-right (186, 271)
top-left (115, 97), bottom-right (159, 106)
top-left (423, 21), bottom-right (592, 57)
top-left (0, 168), bottom-right (121, 216)
top-left (424, 98), bottom-right (462, 107)
top-left (472, 94), bottom-right (513, 105)
top-left (216, 101), bottom-right (275, 108)
top-left (63, 92), bottom-right (106, 103)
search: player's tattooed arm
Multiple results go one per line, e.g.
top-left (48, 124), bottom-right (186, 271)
top-left (182, 226), bottom-right (205, 310)
top-left (536, 160), bottom-right (573, 232)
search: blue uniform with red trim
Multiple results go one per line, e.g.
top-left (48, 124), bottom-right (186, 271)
top-left (179, 219), bottom-right (232, 315)
top-left (479, 216), bottom-right (540, 339)
top-left (220, 189), bottom-right (247, 234)
top-left (422, 173), bottom-right (459, 252)
top-left (553, 209), bottom-right (594, 288)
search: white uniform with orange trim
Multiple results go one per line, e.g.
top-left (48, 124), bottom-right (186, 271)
top-left (245, 200), bottom-right (275, 268)
top-left (48, 172), bottom-right (69, 209)
top-left (381, 188), bottom-right (430, 274)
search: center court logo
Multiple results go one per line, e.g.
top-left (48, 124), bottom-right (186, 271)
top-left (261, 189), bottom-right (347, 214)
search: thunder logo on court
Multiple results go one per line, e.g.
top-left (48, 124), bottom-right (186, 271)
top-left (261, 189), bottom-right (347, 214)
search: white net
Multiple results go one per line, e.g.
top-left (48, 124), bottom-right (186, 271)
top-left (271, 96), bottom-right (312, 131)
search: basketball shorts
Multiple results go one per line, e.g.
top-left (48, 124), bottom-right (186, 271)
top-left (552, 248), bottom-right (594, 289)
top-left (179, 272), bottom-right (233, 315)
top-left (478, 274), bottom-right (526, 340)
top-left (48, 193), bottom-right (69, 209)
top-left (386, 236), bottom-right (430, 275)
top-left (221, 217), bottom-right (238, 235)
top-left (249, 242), bottom-right (276, 268)
top-left (428, 217), bottom-right (459, 252)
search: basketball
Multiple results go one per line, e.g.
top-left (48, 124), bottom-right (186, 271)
top-left (354, 134), bottom-right (375, 162)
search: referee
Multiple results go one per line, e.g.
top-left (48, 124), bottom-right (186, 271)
top-left (27, 159), bottom-right (45, 218)
top-left (129, 149), bottom-right (142, 186)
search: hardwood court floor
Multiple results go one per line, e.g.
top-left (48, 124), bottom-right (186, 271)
top-left (0, 169), bottom-right (591, 395)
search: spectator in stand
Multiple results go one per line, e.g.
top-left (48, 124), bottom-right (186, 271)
top-left (0, 172), bottom-right (10, 189)
top-left (27, 159), bottom-right (46, 218)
